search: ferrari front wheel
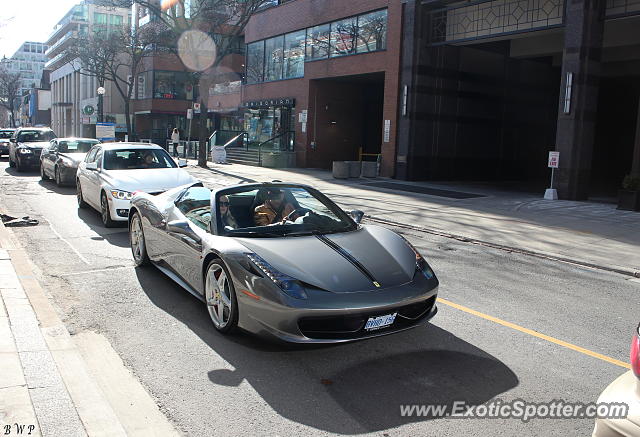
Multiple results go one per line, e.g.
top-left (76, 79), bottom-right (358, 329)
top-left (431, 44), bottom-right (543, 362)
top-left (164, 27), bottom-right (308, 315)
top-left (204, 260), bottom-right (238, 334)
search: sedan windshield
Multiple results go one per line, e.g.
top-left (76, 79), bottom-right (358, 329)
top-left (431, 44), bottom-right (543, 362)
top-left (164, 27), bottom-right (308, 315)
top-left (17, 130), bottom-right (56, 142)
top-left (216, 186), bottom-right (356, 237)
top-left (59, 140), bottom-right (99, 153)
top-left (0, 130), bottom-right (13, 139)
top-left (103, 149), bottom-right (177, 170)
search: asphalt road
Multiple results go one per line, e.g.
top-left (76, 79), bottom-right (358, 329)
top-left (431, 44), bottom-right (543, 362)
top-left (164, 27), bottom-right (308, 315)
top-left (1, 158), bottom-right (638, 436)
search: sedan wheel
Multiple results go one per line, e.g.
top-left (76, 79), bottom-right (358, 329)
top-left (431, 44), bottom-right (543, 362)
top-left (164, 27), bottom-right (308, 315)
top-left (100, 192), bottom-right (116, 228)
top-left (55, 167), bottom-right (62, 186)
top-left (40, 165), bottom-right (49, 181)
top-left (205, 261), bottom-right (238, 333)
top-left (76, 181), bottom-right (88, 209)
top-left (129, 212), bottom-right (150, 266)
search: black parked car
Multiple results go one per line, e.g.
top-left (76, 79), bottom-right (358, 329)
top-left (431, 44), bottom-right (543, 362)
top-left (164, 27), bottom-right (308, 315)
top-left (0, 128), bottom-right (15, 157)
top-left (8, 127), bottom-right (57, 172)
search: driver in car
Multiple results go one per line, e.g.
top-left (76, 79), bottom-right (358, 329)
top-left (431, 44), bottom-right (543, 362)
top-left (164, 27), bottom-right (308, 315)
top-left (141, 153), bottom-right (159, 168)
top-left (254, 188), bottom-right (298, 226)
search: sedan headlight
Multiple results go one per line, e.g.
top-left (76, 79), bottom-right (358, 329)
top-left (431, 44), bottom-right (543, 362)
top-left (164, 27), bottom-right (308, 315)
top-left (246, 253), bottom-right (307, 299)
top-left (400, 235), bottom-right (435, 279)
top-left (110, 190), bottom-right (133, 200)
top-left (18, 148), bottom-right (33, 154)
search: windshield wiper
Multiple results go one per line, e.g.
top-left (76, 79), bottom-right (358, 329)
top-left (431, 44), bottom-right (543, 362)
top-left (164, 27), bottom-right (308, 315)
top-left (227, 231), bottom-right (283, 238)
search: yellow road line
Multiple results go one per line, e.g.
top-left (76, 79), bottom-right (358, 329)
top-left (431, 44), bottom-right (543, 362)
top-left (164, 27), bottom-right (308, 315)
top-left (437, 297), bottom-right (631, 370)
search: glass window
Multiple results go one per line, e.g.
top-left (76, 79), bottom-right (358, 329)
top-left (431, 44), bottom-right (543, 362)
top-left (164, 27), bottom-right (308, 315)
top-left (264, 36), bottom-right (284, 82)
top-left (103, 148), bottom-right (177, 170)
top-left (94, 13), bottom-right (108, 25)
top-left (305, 23), bottom-right (330, 61)
top-left (110, 14), bottom-right (123, 26)
top-left (357, 10), bottom-right (387, 53)
top-left (17, 129), bottom-right (56, 142)
top-left (153, 71), bottom-right (195, 100)
top-left (283, 31), bottom-right (305, 79)
top-left (58, 140), bottom-right (100, 153)
top-left (246, 41), bottom-right (265, 84)
top-left (176, 187), bottom-right (212, 231)
top-left (330, 17), bottom-right (358, 58)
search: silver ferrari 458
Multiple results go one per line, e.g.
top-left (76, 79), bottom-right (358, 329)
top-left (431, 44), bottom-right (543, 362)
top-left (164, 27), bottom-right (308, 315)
top-left (128, 182), bottom-right (439, 343)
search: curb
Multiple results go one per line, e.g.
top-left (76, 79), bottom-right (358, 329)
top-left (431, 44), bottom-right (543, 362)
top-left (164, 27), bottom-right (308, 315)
top-left (0, 218), bottom-right (181, 436)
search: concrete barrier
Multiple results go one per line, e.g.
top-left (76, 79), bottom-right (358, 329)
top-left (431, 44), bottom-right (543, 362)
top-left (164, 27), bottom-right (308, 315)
top-left (361, 161), bottom-right (377, 178)
top-left (332, 161), bottom-right (349, 179)
top-left (347, 161), bottom-right (361, 178)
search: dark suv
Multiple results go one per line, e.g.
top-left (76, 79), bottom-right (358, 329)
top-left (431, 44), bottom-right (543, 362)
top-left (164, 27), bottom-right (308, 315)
top-left (9, 127), bottom-right (57, 172)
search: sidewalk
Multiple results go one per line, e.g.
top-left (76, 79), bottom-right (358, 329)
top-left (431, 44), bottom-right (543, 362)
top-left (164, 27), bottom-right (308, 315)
top-left (0, 220), bottom-right (180, 436)
top-left (187, 161), bottom-right (640, 277)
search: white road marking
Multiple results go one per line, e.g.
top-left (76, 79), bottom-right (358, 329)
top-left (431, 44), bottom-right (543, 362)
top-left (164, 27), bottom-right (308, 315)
top-left (57, 265), bottom-right (133, 277)
top-left (47, 221), bottom-right (91, 265)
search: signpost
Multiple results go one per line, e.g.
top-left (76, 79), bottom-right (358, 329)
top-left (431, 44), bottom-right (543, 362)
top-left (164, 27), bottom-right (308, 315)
top-left (544, 151), bottom-right (560, 200)
top-left (95, 122), bottom-right (116, 142)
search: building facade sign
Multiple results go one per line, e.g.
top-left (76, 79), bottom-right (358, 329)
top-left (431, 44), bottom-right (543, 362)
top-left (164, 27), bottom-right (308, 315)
top-left (242, 98), bottom-right (295, 109)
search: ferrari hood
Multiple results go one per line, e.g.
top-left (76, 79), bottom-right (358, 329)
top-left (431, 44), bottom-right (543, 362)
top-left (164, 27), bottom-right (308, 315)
top-left (103, 168), bottom-right (197, 193)
top-left (238, 225), bottom-right (416, 293)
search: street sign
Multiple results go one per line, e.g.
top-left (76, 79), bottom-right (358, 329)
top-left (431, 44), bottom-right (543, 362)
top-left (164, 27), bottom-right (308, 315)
top-left (193, 103), bottom-right (201, 111)
top-left (548, 151), bottom-right (560, 168)
top-left (96, 122), bottom-right (116, 141)
top-left (384, 120), bottom-right (391, 143)
top-left (187, 109), bottom-right (193, 119)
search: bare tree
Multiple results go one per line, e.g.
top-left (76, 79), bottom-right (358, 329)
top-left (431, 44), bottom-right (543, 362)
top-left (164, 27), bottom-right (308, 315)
top-left (65, 25), bottom-right (160, 139)
top-left (102, 0), bottom-right (271, 166)
top-left (0, 67), bottom-right (22, 128)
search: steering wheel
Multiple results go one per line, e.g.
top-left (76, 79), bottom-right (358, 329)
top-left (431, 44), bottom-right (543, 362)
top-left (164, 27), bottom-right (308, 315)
top-left (284, 208), bottom-right (311, 222)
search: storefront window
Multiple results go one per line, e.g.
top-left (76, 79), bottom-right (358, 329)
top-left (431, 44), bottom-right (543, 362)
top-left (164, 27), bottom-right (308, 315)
top-left (264, 36), bottom-right (284, 81)
top-left (244, 106), bottom-right (294, 151)
top-left (246, 41), bottom-right (265, 84)
top-left (305, 23), bottom-right (330, 61)
top-left (283, 31), bottom-right (305, 79)
top-left (357, 10), bottom-right (388, 53)
top-left (153, 71), bottom-right (196, 100)
top-left (330, 17), bottom-right (358, 58)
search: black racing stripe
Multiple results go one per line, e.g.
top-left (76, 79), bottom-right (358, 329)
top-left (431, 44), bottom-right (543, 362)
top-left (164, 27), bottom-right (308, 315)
top-left (315, 234), bottom-right (381, 287)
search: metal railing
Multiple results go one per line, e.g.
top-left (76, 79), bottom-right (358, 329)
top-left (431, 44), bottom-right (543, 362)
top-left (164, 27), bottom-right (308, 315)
top-left (257, 131), bottom-right (294, 166)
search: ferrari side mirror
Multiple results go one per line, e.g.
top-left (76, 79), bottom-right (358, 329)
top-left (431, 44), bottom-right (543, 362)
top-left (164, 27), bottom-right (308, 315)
top-left (350, 210), bottom-right (364, 224)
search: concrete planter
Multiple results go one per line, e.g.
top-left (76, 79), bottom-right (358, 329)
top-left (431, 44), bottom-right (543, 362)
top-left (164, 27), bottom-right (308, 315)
top-left (617, 190), bottom-right (640, 211)
top-left (346, 161), bottom-right (361, 178)
top-left (262, 152), bottom-right (296, 168)
top-left (361, 161), bottom-right (378, 178)
top-left (332, 161), bottom-right (349, 179)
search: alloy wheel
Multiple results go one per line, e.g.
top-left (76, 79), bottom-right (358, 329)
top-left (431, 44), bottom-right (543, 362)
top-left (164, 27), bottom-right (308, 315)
top-left (129, 213), bottom-right (148, 266)
top-left (205, 264), bottom-right (233, 329)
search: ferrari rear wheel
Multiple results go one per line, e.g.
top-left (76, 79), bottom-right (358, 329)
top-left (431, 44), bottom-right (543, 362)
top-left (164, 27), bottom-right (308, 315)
top-left (205, 260), bottom-right (238, 333)
top-left (129, 212), bottom-right (150, 267)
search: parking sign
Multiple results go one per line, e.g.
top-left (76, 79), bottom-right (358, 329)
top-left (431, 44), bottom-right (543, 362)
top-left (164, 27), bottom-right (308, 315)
top-left (548, 152), bottom-right (560, 168)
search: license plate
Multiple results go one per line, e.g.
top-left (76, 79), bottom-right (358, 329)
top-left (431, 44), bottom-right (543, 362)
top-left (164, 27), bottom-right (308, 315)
top-left (364, 313), bottom-right (397, 331)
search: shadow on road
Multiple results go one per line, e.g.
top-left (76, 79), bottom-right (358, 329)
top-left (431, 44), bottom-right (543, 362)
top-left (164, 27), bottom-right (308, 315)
top-left (75, 205), bottom-right (129, 247)
top-left (37, 179), bottom-right (76, 195)
top-left (135, 267), bottom-right (519, 433)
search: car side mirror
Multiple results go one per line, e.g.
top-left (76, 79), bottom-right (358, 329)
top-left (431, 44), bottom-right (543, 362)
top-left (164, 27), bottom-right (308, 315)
top-left (167, 219), bottom-right (201, 243)
top-left (350, 210), bottom-right (364, 224)
top-left (86, 162), bottom-right (98, 171)
top-left (177, 159), bottom-right (187, 168)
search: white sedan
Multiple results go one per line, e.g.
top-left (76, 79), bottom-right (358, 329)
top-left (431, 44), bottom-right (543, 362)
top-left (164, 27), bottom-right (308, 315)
top-left (76, 143), bottom-right (197, 227)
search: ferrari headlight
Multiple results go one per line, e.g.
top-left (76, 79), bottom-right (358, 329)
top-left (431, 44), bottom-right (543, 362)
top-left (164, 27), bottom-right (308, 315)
top-left (110, 189), bottom-right (133, 200)
top-left (18, 148), bottom-right (33, 154)
top-left (400, 235), bottom-right (435, 279)
top-left (246, 253), bottom-right (307, 299)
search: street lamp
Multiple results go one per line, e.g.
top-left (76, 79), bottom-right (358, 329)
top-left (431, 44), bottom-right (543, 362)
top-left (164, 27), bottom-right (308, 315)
top-left (97, 86), bottom-right (105, 124)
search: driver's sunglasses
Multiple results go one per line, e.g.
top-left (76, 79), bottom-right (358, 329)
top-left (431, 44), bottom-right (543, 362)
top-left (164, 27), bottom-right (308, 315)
top-left (219, 201), bottom-right (230, 206)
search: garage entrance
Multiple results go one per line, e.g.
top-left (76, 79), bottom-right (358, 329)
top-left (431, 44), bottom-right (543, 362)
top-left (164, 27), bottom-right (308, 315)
top-left (308, 73), bottom-right (385, 169)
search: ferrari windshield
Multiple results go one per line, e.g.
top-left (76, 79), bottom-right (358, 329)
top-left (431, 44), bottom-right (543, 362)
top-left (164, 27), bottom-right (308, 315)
top-left (59, 140), bottom-right (99, 153)
top-left (216, 186), bottom-right (357, 237)
top-left (17, 130), bottom-right (56, 142)
top-left (103, 148), bottom-right (177, 170)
